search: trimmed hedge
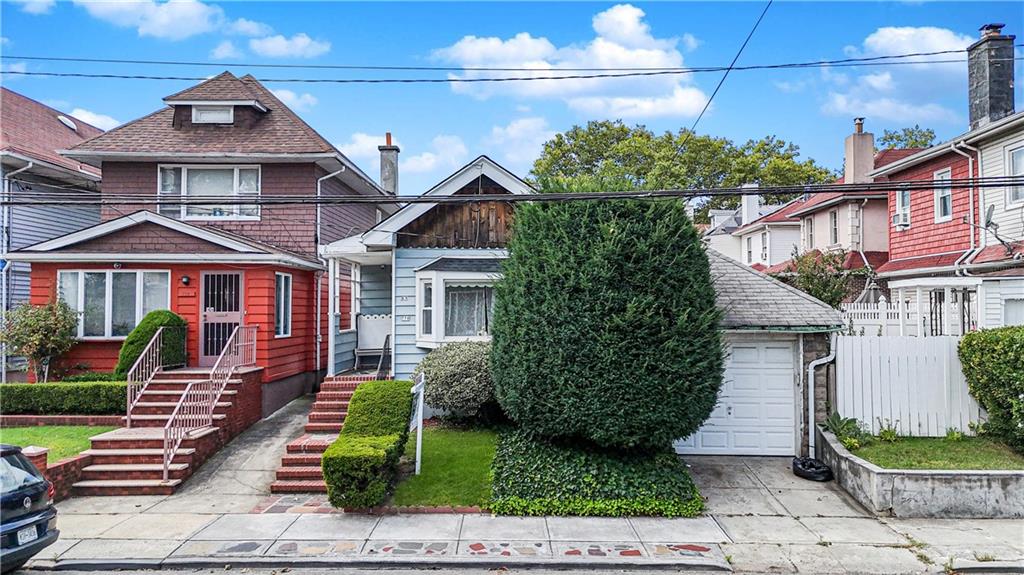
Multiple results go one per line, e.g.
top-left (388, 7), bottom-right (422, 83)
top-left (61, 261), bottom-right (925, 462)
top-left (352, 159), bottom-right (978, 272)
top-left (490, 428), bottom-right (704, 517)
top-left (114, 310), bottom-right (187, 377)
top-left (60, 372), bottom-right (123, 382)
top-left (322, 379), bottom-right (413, 509)
top-left (959, 326), bottom-right (1024, 452)
top-left (491, 193), bottom-right (724, 450)
top-left (0, 382), bottom-right (127, 415)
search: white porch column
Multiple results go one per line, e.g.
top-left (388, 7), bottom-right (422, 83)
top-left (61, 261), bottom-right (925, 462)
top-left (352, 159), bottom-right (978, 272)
top-left (327, 257), bottom-right (337, 377)
top-left (916, 286), bottom-right (925, 337)
top-left (944, 286), bottom-right (953, 336)
top-left (898, 288), bottom-right (906, 336)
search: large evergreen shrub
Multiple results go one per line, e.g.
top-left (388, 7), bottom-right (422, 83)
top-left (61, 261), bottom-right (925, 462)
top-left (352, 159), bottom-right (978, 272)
top-left (491, 193), bottom-right (724, 450)
top-left (959, 326), bottom-right (1024, 452)
top-left (114, 310), bottom-right (187, 377)
top-left (413, 341), bottom-right (498, 423)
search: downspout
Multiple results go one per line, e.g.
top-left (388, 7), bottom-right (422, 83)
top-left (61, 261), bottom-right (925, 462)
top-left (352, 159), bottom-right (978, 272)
top-left (806, 332), bottom-right (838, 455)
top-left (315, 168), bottom-right (346, 375)
top-left (1, 161), bottom-right (33, 386)
top-left (857, 198), bottom-right (873, 274)
top-left (950, 142), bottom-right (978, 276)
top-left (953, 141), bottom-right (983, 277)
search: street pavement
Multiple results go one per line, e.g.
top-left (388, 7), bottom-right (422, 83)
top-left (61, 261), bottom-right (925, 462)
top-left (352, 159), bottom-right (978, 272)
top-left (24, 398), bottom-right (1024, 574)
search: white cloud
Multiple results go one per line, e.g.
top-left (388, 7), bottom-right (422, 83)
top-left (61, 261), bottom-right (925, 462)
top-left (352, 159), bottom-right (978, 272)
top-left (2, 62), bottom-right (27, 75)
top-left (226, 17), bottom-right (272, 37)
top-left (0, 37), bottom-right (9, 46)
top-left (432, 4), bottom-right (706, 119)
top-left (72, 0), bottom-right (224, 40)
top-left (210, 40), bottom-right (241, 60)
top-left (681, 33), bottom-right (701, 52)
top-left (820, 26), bottom-right (973, 125)
top-left (271, 89), bottom-right (318, 111)
top-left (487, 117), bottom-right (556, 166)
top-left (70, 108), bottom-right (121, 131)
top-left (43, 99), bottom-right (71, 110)
top-left (249, 33), bottom-right (330, 58)
top-left (11, 0), bottom-right (55, 15)
top-left (403, 135), bottom-right (468, 174)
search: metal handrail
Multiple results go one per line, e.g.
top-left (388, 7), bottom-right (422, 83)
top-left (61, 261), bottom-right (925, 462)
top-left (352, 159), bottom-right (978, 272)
top-left (375, 334), bottom-right (391, 380)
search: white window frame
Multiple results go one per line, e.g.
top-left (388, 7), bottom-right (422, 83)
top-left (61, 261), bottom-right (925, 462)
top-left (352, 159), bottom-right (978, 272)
top-left (1004, 298), bottom-right (1024, 326)
top-left (157, 164), bottom-right (261, 222)
top-left (933, 167), bottom-right (953, 223)
top-left (828, 209), bottom-right (840, 245)
top-left (57, 269), bottom-right (171, 340)
top-left (895, 189), bottom-right (911, 228)
top-left (415, 270), bottom-right (499, 348)
top-left (191, 105), bottom-right (234, 124)
top-left (760, 231), bottom-right (768, 262)
top-left (746, 236), bottom-right (753, 263)
top-left (1007, 144), bottom-right (1024, 207)
top-left (275, 272), bottom-right (292, 338)
top-left (806, 217), bottom-right (815, 250)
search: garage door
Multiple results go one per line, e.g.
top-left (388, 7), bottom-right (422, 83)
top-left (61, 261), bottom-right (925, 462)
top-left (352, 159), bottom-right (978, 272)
top-left (674, 338), bottom-right (797, 456)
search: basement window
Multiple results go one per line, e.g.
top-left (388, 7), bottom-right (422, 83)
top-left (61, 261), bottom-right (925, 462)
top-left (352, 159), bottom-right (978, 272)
top-left (191, 105), bottom-right (234, 124)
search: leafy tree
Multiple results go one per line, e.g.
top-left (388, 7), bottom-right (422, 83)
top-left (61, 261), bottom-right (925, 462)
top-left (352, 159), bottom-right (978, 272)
top-left (0, 301), bottom-right (78, 382)
top-left (491, 178), bottom-right (724, 451)
top-left (878, 125), bottom-right (936, 150)
top-left (531, 120), bottom-right (835, 222)
top-left (781, 248), bottom-right (853, 309)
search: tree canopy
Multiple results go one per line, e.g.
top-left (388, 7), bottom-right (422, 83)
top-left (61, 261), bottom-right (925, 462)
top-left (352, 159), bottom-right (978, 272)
top-left (531, 120), bottom-right (836, 222)
top-left (877, 125), bottom-right (936, 150)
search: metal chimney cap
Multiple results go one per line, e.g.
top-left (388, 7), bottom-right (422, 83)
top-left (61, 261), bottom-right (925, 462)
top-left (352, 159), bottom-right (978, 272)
top-left (979, 23), bottom-right (1005, 36)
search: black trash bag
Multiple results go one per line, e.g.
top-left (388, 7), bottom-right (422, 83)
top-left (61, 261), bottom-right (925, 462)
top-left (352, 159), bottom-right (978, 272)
top-left (792, 457), bottom-right (834, 482)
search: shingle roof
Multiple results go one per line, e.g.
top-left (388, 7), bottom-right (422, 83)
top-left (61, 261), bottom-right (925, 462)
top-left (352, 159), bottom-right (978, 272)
top-left (1, 87), bottom-right (104, 175)
top-left (163, 72), bottom-right (263, 103)
top-left (419, 257), bottom-right (504, 273)
top-left (708, 249), bottom-right (842, 330)
top-left (67, 73), bottom-right (336, 155)
top-left (732, 196), bottom-right (806, 235)
top-left (788, 148), bottom-right (923, 217)
top-left (763, 250), bottom-right (889, 275)
top-left (875, 251), bottom-right (966, 275)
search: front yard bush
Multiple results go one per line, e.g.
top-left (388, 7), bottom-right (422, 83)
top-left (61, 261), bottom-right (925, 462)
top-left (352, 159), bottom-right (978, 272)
top-left (490, 428), bottom-right (703, 517)
top-left (59, 372), bottom-right (124, 382)
top-left (114, 310), bottom-right (187, 377)
top-left (492, 192), bottom-right (724, 450)
top-left (0, 301), bottom-right (78, 383)
top-left (0, 382), bottom-right (127, 415)
top-left (322, 379), bottom-right (413, 508)
top-left (959, 326), bottom-right (1024, 452)
top-left (413, 341), bottom-right (498, 423)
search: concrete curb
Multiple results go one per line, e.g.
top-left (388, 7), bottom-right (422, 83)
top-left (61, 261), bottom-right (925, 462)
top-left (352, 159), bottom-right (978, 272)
top-left (946, 559), bottom-right (1024, 573)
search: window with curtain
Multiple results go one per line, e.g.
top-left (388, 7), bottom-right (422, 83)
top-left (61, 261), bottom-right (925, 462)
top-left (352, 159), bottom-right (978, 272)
top-left (158, 165), bottom-right (260, 220)
top-left (58, 270), bottom-right (170, 338)
top-left (444, 284), bottom-right (494, 337)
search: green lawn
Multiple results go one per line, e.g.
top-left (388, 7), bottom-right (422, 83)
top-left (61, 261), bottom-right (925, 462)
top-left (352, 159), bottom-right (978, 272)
top-left (392, 427), bottom-right (497, 507)
top-left (855, 436), bottom-right (1024, 470)
top-left (0, 426), bottom-right (114, 463)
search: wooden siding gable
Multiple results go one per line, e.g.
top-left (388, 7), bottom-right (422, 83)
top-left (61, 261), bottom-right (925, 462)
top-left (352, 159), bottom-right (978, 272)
top-left (397, 177), bottom-right (515, 248)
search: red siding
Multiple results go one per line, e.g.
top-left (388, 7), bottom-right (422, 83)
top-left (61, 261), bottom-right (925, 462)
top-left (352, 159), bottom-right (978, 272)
top-left (886, 151), bottom-right (978, 261)
top-left (29, 262), bottom-right (323, 383)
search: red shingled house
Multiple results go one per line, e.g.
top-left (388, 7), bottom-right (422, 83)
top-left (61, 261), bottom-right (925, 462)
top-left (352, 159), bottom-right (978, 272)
top-left (6, 72), bottom-right (396, 494)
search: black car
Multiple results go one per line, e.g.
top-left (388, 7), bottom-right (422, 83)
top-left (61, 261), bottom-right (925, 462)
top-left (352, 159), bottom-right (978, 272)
top-left (0, 445), bottom-right (58, 574)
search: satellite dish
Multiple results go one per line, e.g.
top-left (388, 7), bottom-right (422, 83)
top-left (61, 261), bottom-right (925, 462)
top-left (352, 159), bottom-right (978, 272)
top-left (985, 204), bottom-right (995, 227)
top-left (57, 115), bottom-right (78, 132)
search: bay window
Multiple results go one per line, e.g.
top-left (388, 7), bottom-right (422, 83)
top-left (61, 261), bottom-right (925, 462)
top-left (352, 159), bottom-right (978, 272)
top-left (158, 165), bottom-right (260, 220)
top-left (416, 271), bottom-right (498, 346)
top-left (58, 270), bottom-right (170, 338)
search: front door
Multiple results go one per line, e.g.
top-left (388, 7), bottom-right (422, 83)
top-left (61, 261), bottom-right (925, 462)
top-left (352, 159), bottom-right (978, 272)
top-left (200, 272), bottom-right (243, 366)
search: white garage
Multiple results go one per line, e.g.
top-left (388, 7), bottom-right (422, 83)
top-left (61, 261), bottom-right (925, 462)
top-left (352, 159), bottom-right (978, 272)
top-left (674, 251), bottom-right (842, 456)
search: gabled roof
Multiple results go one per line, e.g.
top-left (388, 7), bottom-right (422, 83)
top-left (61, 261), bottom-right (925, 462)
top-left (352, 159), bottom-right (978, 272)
top-left (788, 148), bottom-right (922, 218)
top-left (704, 204), bottom-right (783, 237)
top-left (707, 249), bottom-right (842, 330)
top-left (163, 72), bottom-right (266, 110)
top-left (0, 87), bottom-right (103, 178)
top-left (764, 250), bottom-right (889, 275)
top-left (6, 210), bottom-right (322, 269)
top-left (732, 196), bottom-right (806, 235)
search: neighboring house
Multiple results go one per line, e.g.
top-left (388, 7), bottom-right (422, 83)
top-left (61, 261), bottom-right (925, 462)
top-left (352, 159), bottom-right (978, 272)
top-left (732, 194), bottom-right (804, 270)
top-left (1, 88), bottom-right (105, 382)
top-left (703, 201), bottom-right (782, 262)
top-left (7, 72), bottom-right (396, 412)
top-left (869, 24), bottom-right (1024, 333)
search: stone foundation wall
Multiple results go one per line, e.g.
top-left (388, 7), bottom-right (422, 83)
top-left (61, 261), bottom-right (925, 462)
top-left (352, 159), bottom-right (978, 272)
top-left (799, 332), bottom-right (833, 456)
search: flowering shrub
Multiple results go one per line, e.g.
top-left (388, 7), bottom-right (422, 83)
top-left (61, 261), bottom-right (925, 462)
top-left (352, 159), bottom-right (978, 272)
top-left (0, 301), bottom-right (78, 382)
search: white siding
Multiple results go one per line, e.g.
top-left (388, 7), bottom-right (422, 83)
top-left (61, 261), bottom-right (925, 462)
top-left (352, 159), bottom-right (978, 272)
top-left (980, 278), bottom-right (1024, 328)
top-left (392, 247), bottom-right (507, 380)
top-left (707, 234), bottom-right (742, 261)
top-left (979, 129), bottom-right (1024, 247)
top-left (768, 226), bottom-right (801, 266)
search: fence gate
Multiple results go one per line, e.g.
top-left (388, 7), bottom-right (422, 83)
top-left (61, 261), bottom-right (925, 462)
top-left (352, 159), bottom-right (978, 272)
top-left (835, 335), bottom-right (984, 436)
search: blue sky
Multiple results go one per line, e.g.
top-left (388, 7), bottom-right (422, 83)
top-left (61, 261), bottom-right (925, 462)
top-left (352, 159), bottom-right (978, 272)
top-left (2, 1), bottom-right (1022, 195)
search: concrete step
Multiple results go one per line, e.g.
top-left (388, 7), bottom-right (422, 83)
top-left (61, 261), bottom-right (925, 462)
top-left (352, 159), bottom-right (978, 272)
top-left (275, 466), bottom-right (323, 480)
top-left (124, 413), bottom-right (227, 428)
top-left (269, 479), bottom-right (327, 494)
top-left (72, 479), bottom-right (182, 496)
top-left (82, 447), bottom-right (195, 465)
top-left (280, 453), bottom-right (323, 467)
top-left (81, 463), bottom-right (190, 481)
top-left (132, 402), bottom-right (232, 416)
top-left (141, 389), bottom-right (237, 397)
top-left (304, 422), bottom-right (343, 433)
top-left (89, 426), bottom-right (217, 450)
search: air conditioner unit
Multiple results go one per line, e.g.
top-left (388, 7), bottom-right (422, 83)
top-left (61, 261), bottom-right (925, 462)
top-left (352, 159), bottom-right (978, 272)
top-left (892, 212), bottom-right (910, 228)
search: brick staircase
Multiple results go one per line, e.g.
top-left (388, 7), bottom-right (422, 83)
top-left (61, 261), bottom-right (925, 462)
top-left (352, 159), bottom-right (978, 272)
top-left (72, 368), bottom-right (249, 496)
top-left (269, 374), bottom-right (378, 493)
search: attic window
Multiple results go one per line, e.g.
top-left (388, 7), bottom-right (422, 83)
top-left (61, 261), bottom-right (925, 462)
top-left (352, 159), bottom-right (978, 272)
top-left (192, 105), bottom-right (234, 124)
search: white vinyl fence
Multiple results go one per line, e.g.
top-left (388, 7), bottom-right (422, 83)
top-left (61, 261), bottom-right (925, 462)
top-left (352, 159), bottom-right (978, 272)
top-left (835, 335), bottom-right (984, 436)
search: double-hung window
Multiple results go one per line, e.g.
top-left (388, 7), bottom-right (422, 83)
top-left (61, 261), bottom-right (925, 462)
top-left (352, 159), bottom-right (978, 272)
top-left (895, 189), bottom-right (911, 228)
top-left (934, 168), bottom-right (953, 222)
top-left (805, 218), bottom-right (815, 250)
top-left (275, 273), bottom-right (292, 337)
top-left (416, 270), bottom-right (498, 347)
top-left (158, 165), bottom-right (260, 221)
top-left (829, 210), bottom-right (839, 245)
top-left (760, 231), bottom-right (768, 262)
top-left (1009, 146), bottom-right (1024, 205)
top-left (746, 237), bottom-right (753, 263)
top-left (58, 270), bottom-right (170, 338)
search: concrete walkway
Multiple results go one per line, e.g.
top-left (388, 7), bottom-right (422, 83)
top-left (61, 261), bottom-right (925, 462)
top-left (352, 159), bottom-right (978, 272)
top-left (28, 402), bottom-right (1024, 574)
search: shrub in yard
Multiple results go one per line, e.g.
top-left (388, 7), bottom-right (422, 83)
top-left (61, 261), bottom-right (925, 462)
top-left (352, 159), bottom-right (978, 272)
top-left (413, 341), bottom-right (498, 423)
top-left (59, 372), bottom-right (124, 383)
top-left (490, 428), bottom-right (703, 517)
top-left (322, 379), bottom-right (413, 508)
top-left (959, 326), bottom-right (1024, 452)
top-left (0, 301), bottom-right (78, 383)
top-left (0, 382), bottom-right (127, 415)
top-left (492, 190), bottom-right (724, 450)
top-left (114, 310), bottom-right (187, 378)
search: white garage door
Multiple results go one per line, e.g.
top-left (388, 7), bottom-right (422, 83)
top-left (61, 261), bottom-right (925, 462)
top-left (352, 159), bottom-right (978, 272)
top-left (675, 337), bottom-right (797, 456)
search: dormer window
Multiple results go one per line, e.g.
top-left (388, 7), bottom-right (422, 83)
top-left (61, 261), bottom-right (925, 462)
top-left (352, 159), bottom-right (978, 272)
top-left (192, 105), bottom-right (234, 124)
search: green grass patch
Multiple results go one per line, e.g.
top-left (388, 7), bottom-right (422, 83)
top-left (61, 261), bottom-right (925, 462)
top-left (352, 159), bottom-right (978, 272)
top-left (0, 426), bottom-right (114, 463)
top-left (855, 436), bottom-right (1024, 470)
top-left (391, 427), bottom-right (497, 507)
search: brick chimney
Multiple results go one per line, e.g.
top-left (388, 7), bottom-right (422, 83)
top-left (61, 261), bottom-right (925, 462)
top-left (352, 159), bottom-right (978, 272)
top-left (967, 23), bottom-right (1016, 131)
top-left (844, 117), bottom-right (875, 184)
top-left (378, 132), bottom-right (400, 195)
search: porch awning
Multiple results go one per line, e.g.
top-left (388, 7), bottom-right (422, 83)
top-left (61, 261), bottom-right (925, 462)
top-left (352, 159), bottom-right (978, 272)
top-left (418, 257), bottom-right (503, 273)
top-left (320, 235), bottom-right (392, 266)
